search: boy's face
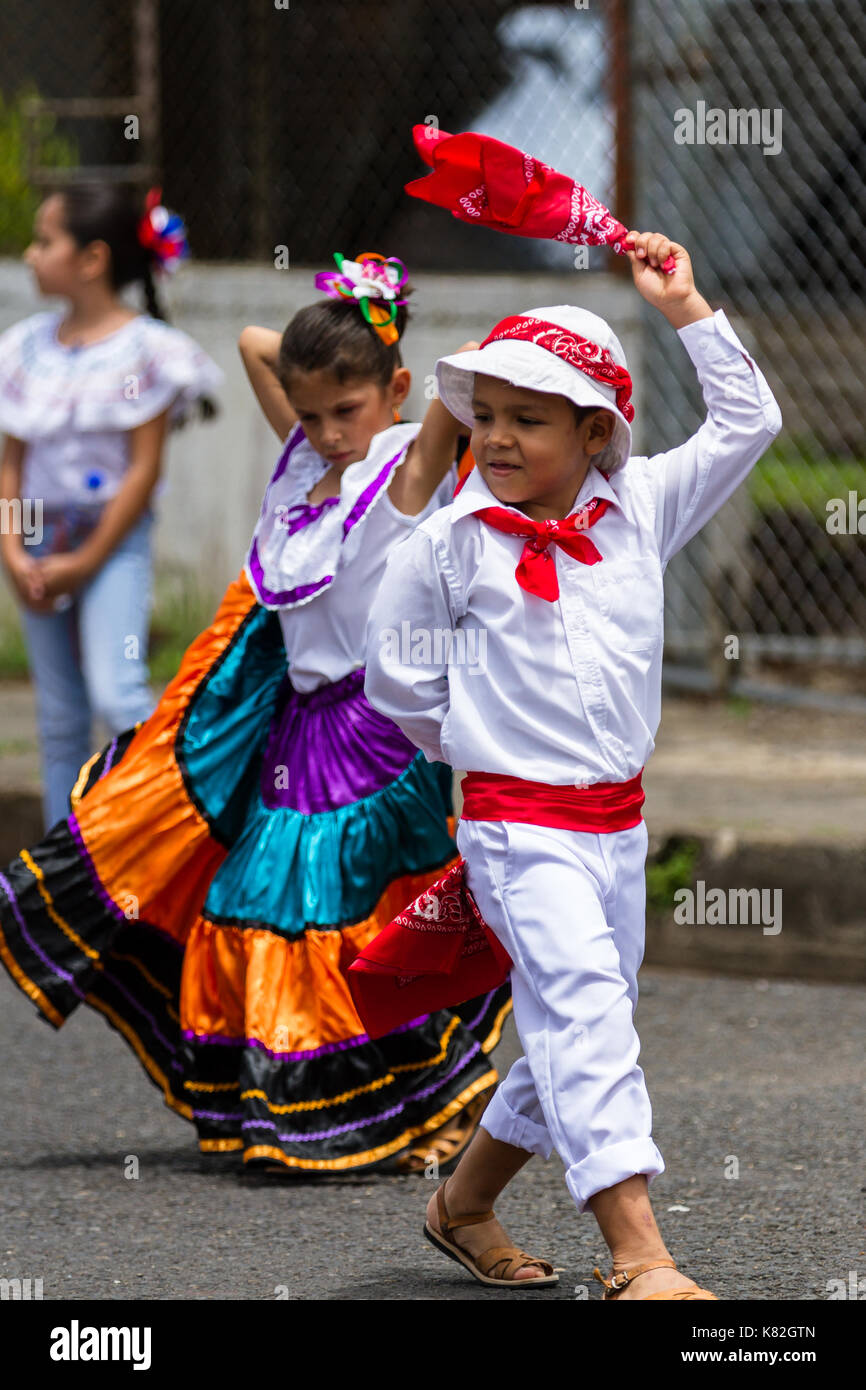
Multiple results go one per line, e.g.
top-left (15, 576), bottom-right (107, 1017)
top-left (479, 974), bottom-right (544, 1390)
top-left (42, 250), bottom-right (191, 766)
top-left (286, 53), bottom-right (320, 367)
top-left (470, 374), bottom-right (614, 520)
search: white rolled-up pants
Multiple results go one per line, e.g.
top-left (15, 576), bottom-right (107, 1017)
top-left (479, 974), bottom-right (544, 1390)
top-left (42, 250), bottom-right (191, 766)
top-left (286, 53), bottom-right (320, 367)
top-left (457, 815), bottom-right (665, 1213)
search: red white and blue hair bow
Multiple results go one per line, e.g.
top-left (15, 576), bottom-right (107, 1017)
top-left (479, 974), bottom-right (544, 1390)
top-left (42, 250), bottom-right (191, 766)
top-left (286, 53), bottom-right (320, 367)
top-left (137, 186), bottom-right (190, 275)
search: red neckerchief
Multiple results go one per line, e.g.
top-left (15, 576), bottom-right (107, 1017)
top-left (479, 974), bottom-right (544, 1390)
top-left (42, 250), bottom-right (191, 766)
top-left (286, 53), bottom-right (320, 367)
top-left (475, 498), bottom-right (611, 601)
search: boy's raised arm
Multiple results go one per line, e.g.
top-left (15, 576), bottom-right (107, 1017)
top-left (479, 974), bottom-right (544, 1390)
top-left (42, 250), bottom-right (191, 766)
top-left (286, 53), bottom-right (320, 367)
top-left (622, 231), bottom-right (783, 564)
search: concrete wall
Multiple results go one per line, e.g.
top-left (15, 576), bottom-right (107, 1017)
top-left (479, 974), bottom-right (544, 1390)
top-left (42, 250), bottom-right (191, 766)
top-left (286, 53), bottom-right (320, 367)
top-left (0, 259), bottom-right (642, 613)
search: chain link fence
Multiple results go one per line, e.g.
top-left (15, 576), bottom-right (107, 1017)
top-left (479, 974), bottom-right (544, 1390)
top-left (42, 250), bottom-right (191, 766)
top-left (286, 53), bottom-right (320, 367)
top-left (2, 0), bottom-right (864, 697)
top-left (634, 0), bottom-right (866, 699)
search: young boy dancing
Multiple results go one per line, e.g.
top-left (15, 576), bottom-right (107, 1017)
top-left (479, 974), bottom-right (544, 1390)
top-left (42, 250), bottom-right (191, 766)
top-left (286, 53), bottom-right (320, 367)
top-left (363, 230), bottom-right (782, 1297)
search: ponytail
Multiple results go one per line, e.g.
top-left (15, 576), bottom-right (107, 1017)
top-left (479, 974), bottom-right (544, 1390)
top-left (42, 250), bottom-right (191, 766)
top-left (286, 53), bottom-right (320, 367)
top-left (55, 182), bottom-right (217, 423)
top-left (141, 259), bottom-right (167, 322)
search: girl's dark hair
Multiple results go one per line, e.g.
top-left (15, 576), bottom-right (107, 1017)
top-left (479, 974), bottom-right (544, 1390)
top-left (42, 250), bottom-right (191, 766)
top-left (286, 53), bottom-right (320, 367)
top-left (52, 182), bottom-right (217, 424)
top-left (278, 294), bottom-right (412, 393)
top-left (54, 182), bottom-right (167, 321)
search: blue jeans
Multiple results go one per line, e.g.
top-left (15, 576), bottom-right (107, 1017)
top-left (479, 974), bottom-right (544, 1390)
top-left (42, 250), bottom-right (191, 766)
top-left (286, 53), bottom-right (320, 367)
top-left (19, 507), bottom-right (156, 829)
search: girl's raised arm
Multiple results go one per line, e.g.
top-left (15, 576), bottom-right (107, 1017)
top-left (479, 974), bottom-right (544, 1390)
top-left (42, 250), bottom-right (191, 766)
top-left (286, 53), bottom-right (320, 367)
top-left (238, 326), bottom-right (297, 442)
top-left (387, 340), bottom-right (478, 516)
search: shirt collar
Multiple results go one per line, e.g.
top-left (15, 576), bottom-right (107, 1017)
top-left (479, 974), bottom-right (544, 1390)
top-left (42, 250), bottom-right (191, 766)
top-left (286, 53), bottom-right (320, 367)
top-left (452, 460), bottom-right (621, 521)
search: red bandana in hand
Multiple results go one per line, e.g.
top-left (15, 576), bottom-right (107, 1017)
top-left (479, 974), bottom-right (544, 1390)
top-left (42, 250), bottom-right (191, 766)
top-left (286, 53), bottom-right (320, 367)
top-left (476, 498), bottom-right (612, 601)
top-left (405, 125), bottom-right (675, 272)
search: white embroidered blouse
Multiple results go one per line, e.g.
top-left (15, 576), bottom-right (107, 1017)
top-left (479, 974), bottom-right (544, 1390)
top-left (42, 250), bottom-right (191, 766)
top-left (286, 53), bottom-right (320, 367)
top-left (244, 420), bottom-right (458, 693)
top-left (0, 310), bottom-right (223, 508)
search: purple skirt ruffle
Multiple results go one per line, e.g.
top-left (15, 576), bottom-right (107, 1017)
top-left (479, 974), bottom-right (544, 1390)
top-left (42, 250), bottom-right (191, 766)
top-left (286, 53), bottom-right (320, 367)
top-left (259, 667), bottom-right (420, 814)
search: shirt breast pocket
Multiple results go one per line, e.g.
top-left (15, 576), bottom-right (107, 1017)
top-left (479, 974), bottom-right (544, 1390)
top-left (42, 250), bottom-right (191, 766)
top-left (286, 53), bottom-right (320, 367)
top-left (590, 556), bottom-right (664, 653)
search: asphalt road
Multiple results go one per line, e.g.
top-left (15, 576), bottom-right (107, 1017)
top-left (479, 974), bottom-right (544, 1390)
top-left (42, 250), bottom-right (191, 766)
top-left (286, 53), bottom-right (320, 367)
top-left (0, 966), bottom-right (862, 1303)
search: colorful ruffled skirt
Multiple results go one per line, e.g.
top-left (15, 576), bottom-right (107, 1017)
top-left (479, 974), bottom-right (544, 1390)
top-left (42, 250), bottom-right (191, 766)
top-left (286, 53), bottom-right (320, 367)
top-left (0, 570), bottom-right (510, 1171)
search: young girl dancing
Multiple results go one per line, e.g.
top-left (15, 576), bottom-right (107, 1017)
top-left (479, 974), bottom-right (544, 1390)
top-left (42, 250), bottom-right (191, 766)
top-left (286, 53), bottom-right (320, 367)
top-left (364, 230), bottom-right (782, 1292)
top-left (0, 183), bottom-right (222, 829)
top-left (0, 252), bottom-right (508, 1175)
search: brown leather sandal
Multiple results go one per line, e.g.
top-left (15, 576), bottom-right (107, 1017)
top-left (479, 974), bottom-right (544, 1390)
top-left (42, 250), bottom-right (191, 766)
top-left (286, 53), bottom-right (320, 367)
top-left (593, 1258), bottom-right (718, 1300)
top-left (424, 1182), bottom-right (559, 1289)
top-left (396, 1087), bottom-right (494, 1175)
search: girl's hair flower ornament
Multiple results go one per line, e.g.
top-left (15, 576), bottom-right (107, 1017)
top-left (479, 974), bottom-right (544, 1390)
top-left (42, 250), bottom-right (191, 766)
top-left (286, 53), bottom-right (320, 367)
top-left (314, 251), bottom-right (409, 344)
top-left (137, 186), bottom-right (191, 275)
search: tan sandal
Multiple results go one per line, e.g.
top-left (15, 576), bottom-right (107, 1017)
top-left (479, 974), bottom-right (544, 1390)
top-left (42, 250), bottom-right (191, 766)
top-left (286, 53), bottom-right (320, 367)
top-left (593, 1258), bottom-right (718, 1300)
top-left (424, 1182), bottom-right (558, 1289)
top-left (396, 1087), bottom-right (494, 1174)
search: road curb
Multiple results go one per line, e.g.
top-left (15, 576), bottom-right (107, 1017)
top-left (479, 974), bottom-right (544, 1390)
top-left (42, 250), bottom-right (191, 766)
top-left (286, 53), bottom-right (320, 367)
top-left (646, 833), bottom-right (865, 984)
top-left (1, 792), bottom-right (862, 984)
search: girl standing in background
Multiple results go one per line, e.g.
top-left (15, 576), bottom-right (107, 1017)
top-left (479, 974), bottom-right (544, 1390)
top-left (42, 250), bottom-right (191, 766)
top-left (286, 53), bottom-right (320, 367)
top-left (0, 183), bottom-right (222, 827)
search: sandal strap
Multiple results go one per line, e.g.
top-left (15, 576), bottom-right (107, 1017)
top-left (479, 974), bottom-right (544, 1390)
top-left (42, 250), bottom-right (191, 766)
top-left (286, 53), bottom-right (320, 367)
top-left (593, 1258), bottom-right (677, 1293)
top-left (426, 1125), bottom-right (468, 1154)
top-left (398, 1129), bottom-right (466, 1170)
top-left (400, 1089), bottom-right (492, 1169)
top-left (476, 1246), bottom-right (554, 1281)
top-left (436, 1183), bottom-right (495, 1235)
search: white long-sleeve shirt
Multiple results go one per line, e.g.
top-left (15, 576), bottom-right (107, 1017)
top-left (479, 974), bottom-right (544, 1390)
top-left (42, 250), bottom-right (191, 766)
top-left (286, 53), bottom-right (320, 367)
top-left (364, 308), bottom-right (782, 786)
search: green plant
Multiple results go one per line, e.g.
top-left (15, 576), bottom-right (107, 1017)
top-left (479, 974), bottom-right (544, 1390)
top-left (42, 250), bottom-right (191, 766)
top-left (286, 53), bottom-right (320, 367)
top-left (646, 837), bottom-right (700, 914)
top-left (748, 439), bottom-right (866, 522)
top-left (0, 84), bottom-right (78, 254)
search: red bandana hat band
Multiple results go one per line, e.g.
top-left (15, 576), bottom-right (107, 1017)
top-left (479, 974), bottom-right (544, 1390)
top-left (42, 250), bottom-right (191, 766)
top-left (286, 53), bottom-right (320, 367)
top-left (435, 301), bottom-right (635, 475)
top-left (480, 315), bottom-right (635, 424)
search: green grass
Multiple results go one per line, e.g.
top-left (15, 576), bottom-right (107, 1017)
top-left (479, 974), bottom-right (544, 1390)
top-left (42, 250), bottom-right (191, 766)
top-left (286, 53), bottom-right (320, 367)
top-left (0, 620), bottom-right (29, 679)
top-left (147, 584), bottom-right (216, 684)
top-left (0, 736), bottom-right (36, 755)
top-left (0, 580), bottom-right (216, 684)
top-left (725, 694), bottom-right (752, 719)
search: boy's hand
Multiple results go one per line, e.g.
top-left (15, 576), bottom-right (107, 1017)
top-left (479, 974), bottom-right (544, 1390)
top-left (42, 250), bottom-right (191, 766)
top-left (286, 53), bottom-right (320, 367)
top-left (622, 231), bottom-right (713, 328)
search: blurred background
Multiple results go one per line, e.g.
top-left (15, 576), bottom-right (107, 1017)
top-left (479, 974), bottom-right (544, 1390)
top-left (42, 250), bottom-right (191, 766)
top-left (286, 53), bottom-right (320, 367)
top-left (1, 0), bottom-right (865, 699)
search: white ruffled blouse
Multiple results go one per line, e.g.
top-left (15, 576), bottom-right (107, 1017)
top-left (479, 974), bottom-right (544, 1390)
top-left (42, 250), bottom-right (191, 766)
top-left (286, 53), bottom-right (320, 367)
top-left (245, 421), bottom-right (457, 692)
top-left (0, 310), bottom-right (223, 507)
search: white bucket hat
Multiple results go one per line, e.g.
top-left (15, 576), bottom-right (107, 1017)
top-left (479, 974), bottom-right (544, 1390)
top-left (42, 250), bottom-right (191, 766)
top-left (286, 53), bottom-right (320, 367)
top-left (435, 304), bottom-right (633, 475)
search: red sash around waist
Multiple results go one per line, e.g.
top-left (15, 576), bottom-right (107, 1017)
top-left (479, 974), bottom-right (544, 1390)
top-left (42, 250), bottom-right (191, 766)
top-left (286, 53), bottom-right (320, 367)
top-left (347, 770), bottom-right (645, 1039)
top-left (460, 769), bottom-right (645, 832)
